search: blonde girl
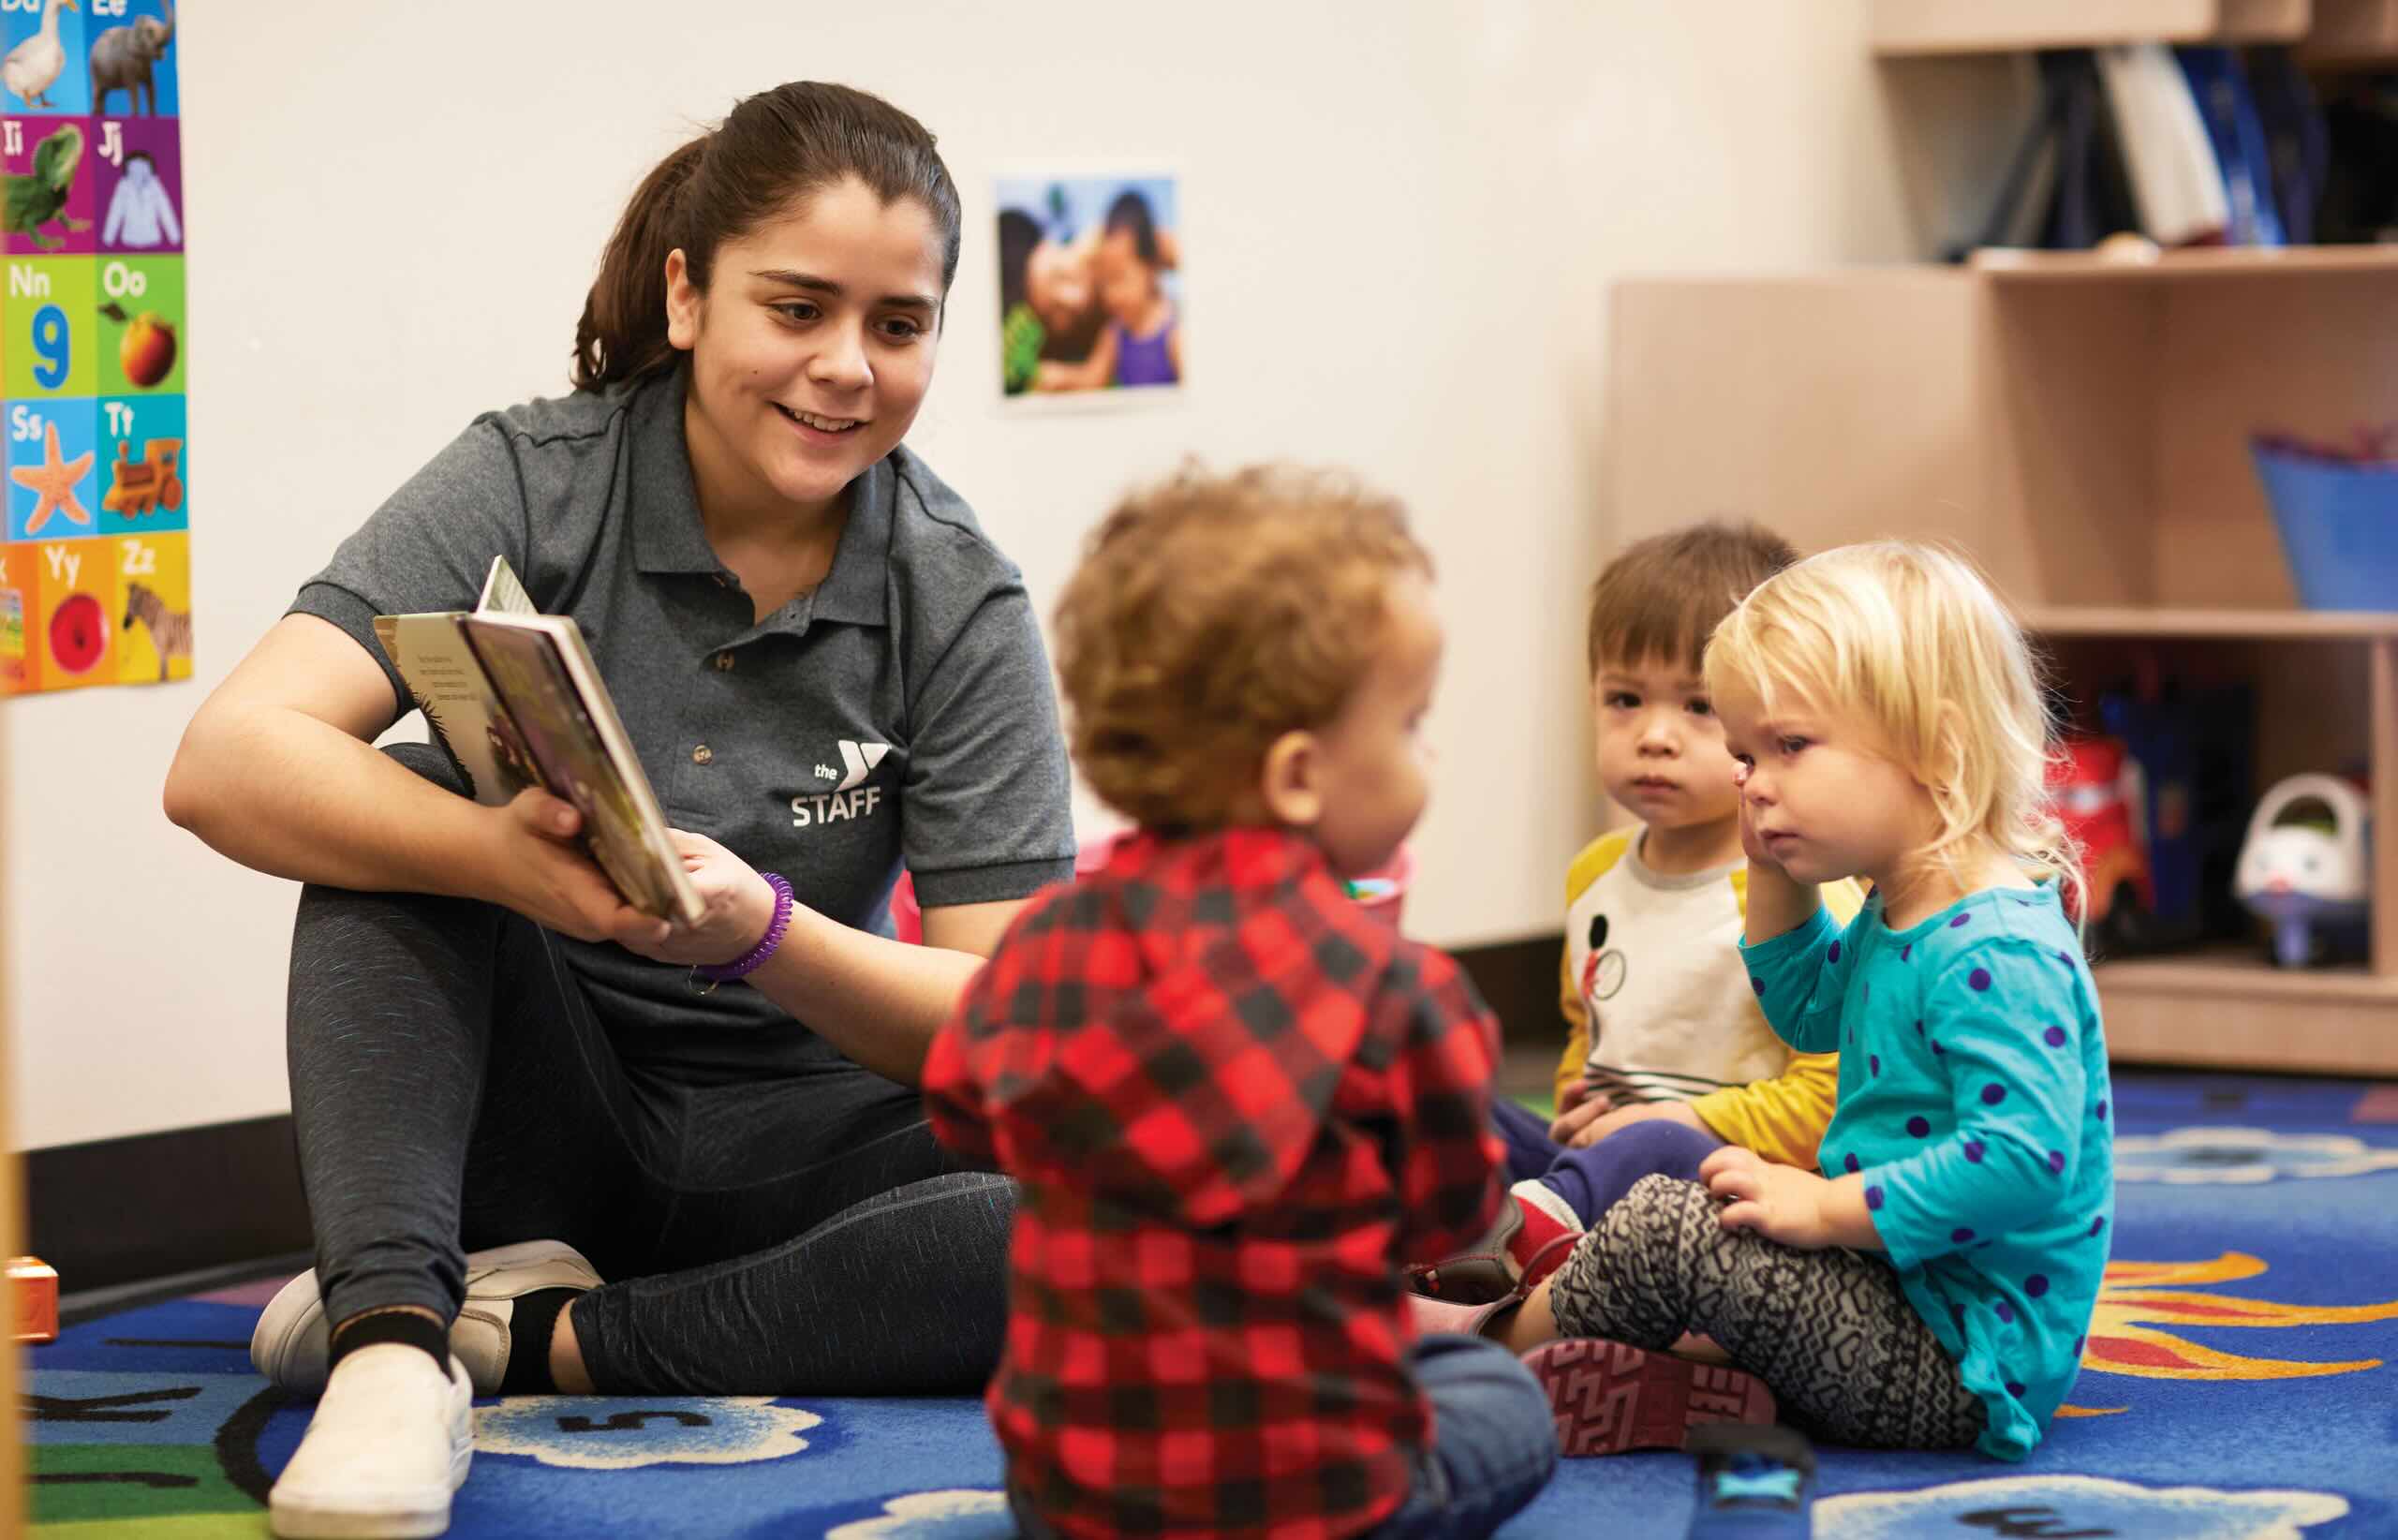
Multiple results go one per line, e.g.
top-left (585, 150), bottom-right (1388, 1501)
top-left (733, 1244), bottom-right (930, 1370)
top-left (1492, 540), bottom-right (2112, 1463)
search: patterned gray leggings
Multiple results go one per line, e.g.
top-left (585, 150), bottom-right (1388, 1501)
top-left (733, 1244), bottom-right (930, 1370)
top-left (1546, 1175), bottom-right (1987, 1449)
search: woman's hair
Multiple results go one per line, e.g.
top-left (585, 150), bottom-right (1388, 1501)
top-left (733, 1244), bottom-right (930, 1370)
top-left (1702, 540), bottom-right (2080, 906)
top-left (1054, 464), bottom-right (1430, 830)
top-left (572, 81), bottom-right (962, 392)
top-left (1104, 188), bottom-right (1160, 266)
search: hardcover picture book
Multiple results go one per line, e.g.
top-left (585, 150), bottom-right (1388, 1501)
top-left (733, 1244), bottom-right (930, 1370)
top-left (373, 556), bottom-right (704, 926)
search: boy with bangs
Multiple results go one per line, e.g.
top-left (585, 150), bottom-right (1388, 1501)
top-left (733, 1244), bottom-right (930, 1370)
top-left (921, 465), bottom-right (1556, 1540)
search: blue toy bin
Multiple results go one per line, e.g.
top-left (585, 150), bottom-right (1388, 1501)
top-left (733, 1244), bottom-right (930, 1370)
top-left (2249, 437), bottom-right (2398, 612)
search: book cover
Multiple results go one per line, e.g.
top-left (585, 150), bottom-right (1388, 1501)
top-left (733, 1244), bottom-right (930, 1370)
top-left (2096, 43), bottom-right (2229, 247)
top-left (377, 556), bottom-right (706, 927)
top-left (456, 610), bottom-right (706, 927)
top-left (2176, 46), bottom-right (2285, 246)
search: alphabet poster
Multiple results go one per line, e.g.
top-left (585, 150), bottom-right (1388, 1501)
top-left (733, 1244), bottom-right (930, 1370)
top-left (0, 0), bottom-right (184, 695)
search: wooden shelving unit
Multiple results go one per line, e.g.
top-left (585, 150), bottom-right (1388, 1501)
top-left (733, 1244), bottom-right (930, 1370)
top-left (2297, 0), bottom-right (2398, 61)
top-left (1873, 0), bottom-right (2398, 67)
top-left (1871, 0), bottom-right (2313, 55)
top-left (1603, 251), bottom-right (2398, 1076)
top-left (2095, 948), bottom-right (2398, 1074)
top-left (1972, 246), bottom-right (2398, 284)
top-left (2021, 605), bottom-right (2398, 640)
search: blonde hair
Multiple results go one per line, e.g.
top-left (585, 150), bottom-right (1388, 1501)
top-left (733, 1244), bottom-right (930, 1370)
top-left (1702, 540), bottom-right (2080, 906)
top-left (1053, 463), bottom-right (1430, 830)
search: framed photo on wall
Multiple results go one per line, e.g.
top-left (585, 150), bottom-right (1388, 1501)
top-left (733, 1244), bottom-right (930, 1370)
top-left (996, 171), bottom-right (1181, 403)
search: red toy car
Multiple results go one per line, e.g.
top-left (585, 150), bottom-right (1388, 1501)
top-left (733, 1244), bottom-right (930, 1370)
top-left (2050, 734), bottom-right (2156, 954)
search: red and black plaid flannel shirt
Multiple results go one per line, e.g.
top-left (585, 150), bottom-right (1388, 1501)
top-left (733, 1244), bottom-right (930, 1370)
top-left (922, 827), bottom-right (1504, 1540)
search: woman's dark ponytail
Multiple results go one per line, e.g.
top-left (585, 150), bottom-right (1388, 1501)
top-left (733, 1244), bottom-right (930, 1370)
top-left (572, 136), bottom-right (703, 391)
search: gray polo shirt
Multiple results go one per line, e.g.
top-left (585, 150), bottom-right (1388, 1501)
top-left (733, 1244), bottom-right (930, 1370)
top-left (294, 367), bottom-right (1074, 1074)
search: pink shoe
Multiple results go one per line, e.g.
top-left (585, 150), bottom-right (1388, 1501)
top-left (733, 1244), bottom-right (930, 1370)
top-left (1521, 1337), bottom-right (1776, 1456)
top-left (1406, 1290), bottom-right (1517, 1339)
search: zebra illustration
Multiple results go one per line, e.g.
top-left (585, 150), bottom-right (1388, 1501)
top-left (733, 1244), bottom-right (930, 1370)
top-left (122, 579), bottom-right (190, 681)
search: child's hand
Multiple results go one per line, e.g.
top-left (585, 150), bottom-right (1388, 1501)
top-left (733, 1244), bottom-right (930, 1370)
top-left (1551, 1098), bottom-right (1706, 1148)
top-left (1550, 1076), bottom-right (1595, 1123)
top-left (1700, 1146), bottom-right (1841, 1249)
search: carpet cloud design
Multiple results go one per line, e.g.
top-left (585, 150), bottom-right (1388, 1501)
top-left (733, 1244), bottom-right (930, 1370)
top-left (2116, 1128), bottom-right (2398, 1184)
top-left (473, 1396), bottom-right (823, 1471)
top-left (1816, 1475), bottom-right (2347, 1539)
top-left (822, 1489), bottom-right (1012, 1539)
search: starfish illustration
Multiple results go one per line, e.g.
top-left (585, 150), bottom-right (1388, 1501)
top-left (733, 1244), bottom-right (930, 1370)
top-left (11, 421), bottom-right (93, 536)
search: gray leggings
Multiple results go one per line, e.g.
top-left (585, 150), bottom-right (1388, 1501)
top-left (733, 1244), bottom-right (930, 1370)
top-left (286, 743), bottom-right (1014, 1396)
top-left (1546, 1175), bottom-right (1986, 1449)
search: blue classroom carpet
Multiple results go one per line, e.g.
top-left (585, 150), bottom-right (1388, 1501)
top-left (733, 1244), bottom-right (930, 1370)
top-left (24, 1070), bottom-right (2398, 1536)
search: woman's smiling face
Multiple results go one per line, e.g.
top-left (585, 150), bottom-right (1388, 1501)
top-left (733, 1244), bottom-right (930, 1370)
top-left (668, 176), bottom-right (945, 519)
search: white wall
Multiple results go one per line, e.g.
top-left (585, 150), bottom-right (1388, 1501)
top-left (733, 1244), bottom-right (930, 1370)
top-left (4, 0), bottom-right (1963, 1150)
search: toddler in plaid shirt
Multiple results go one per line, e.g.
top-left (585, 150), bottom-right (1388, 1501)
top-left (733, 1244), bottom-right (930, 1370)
top-left (922, 465), bottom-right (1558, 1540)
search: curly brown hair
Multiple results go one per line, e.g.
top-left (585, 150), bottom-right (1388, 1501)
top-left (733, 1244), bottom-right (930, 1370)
top-left (1054, 464), bottom-right (1432, 830)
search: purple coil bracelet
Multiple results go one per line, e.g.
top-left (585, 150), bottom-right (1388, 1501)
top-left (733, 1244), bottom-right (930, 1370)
top-left (689, 872), bottom-right (793, 995)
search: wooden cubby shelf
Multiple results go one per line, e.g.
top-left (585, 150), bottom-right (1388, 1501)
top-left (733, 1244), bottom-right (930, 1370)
top-left (2098, 949), bottom-right (2398, 1002)
top-left (1870, 0), bottom-right (2313, 56)
top-left (2096, 952), bottom-right (2398, 1074)
top-left (2022, 607), bottom-right (2398, 641)
top-left (1604, 252), bottom-right (2398, 1076)
top-left (1971, 246), bottom-right (2398, 284)
top-left (2296, 0), bottom-right (2398, 61)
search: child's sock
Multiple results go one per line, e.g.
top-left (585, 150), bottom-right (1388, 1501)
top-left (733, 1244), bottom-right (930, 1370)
top-left (1507, 1180), bottom-right (1583, 1288)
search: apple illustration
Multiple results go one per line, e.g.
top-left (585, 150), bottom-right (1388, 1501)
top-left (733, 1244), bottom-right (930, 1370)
top-left (98, 302), bottom-right (179, 388)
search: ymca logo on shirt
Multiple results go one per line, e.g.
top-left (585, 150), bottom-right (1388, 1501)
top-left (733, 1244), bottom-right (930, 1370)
top-left (792, 739), bottom-right (891, 828)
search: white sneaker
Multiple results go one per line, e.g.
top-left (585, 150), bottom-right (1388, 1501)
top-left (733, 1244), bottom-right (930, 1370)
top-left (269, 1344), bottom-right (473, 1539)
top-left (253, 1240), bottom-right (600, 1396)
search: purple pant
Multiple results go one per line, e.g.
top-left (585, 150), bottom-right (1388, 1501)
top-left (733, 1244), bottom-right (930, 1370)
top-left (1489, 1099), bottom-right (1723, 1226)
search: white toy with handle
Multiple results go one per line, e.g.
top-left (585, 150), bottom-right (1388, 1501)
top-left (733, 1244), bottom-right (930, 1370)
top-left (2233, 773), bottom-right (2373, 968)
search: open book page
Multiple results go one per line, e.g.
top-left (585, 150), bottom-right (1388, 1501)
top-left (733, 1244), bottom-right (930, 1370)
top-left (371, 615), bottom-right (526, 808)
top-left (476, 553), bottom-right (537, 616)
top-left (372, 555), bottom-right (541, 807)
top-left (456, 612), bottom-right (706, 927)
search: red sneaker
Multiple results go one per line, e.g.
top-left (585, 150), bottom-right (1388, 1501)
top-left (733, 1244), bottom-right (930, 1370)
top-left (1506, 1189), bottom-right (1579, 1289)
top-left (1521, 1337), bottom-right (1776, 1457)
top-left (1407, 1192), bottom-right (1583, 1305)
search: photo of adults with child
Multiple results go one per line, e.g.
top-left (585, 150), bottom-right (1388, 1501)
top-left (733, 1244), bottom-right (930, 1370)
top-left (997, 173), bottom-right (1182, 395)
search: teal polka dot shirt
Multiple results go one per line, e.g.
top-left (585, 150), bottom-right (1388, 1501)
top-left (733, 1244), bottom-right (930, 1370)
top-left (1740, 881), bottom-right (2113, 1459)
